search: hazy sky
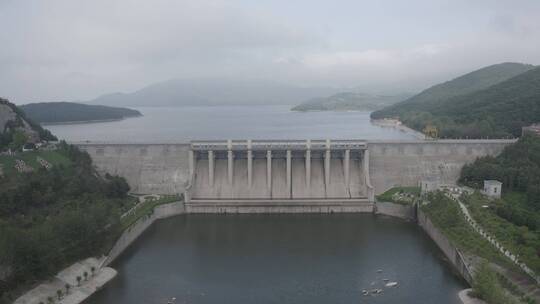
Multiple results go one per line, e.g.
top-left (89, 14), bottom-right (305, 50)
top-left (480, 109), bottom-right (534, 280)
top-left (1, 0), bottom-right (540, 104)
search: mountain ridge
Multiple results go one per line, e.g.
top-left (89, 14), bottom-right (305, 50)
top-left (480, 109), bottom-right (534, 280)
top-left (291, 92), bottom-right (413, 112)
top-left (371, 62), bottom-right (536, 119)
top-left (87, 78), bottom-right (342, 107)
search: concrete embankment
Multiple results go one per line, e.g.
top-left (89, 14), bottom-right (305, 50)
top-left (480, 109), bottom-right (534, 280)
top-left (417, 208), bottom-right (474, 285)
top-left (104, 201), bottom-right (186, 266)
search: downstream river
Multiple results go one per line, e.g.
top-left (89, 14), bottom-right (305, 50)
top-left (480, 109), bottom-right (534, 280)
top-left (45, 105), bottom-right (419, 142)
top-left (87, 214), bottom-right (465, 304)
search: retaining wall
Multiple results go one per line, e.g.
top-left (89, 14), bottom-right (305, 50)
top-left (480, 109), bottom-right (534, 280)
top-left (417, 208), bottom-right (474, 284)
top-left (375, 202), bottom-right (415, 220)
top-left (104, 202), bottom-right (185, 266)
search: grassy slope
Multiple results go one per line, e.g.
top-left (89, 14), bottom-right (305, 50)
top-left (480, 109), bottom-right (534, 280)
top-left (0, 151), bottom-right (71, 176)
top-left (464, 192), bottom-right (540, 274)
top-left (421, 193), bottom-right (514, 269)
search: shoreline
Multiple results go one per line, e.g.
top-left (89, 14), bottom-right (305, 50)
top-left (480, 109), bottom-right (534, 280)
top-left (41, 115), bottom-right (142, 126)
top-left (370, 118), bottom-right (426, 140)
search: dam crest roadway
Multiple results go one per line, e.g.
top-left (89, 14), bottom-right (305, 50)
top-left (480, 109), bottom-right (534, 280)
top-left (75, 138), bottom-right (516, 213)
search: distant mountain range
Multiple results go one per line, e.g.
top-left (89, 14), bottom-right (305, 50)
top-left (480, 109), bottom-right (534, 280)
top-left (86, 78), bottom-right (341, 107)
top-left (291, 92), bottom-right (413, 112)
top-left (20, 102), bottom-right (142, 124)
top-left (371, 62), bottom-right (539, 138)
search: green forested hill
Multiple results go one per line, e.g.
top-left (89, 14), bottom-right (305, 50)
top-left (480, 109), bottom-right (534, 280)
top-left (291, 92), bottom-right (412, 111)
top-left (20, 102), bottom-right (142, 124)
top-left (371, 63), bottom-right (539, 138)
top-left (0, 100), bottom-right (134, 302)
top-left (372, 62), bottom-right (535, 119)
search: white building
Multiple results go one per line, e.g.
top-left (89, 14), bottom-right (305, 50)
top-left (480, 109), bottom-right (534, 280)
top-left (483, 180), bottom-right (502, 199)
top-left (420, 179), bottom-right (439, 194)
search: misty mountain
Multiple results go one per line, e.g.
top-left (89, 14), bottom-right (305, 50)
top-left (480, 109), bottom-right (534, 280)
top-left (87, 78), bottom-right (342, 107)
top-left (20, 102), bottom-right (142, 124)
top-left (291, 92), bottom-right (413, 112)
top-left (371, 62), bottom-right (535, 118)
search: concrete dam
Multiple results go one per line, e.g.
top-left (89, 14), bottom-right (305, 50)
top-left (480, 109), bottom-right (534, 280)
top-left (76, 139), bottom-right (515, 212)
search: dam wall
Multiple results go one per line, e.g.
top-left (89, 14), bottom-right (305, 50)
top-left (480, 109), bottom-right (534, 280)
top-left (76, 139), bottom-right (515, 199)
top-left (368, 140), bottom-right (513, 195)
top-left (77, 143), bottom-right (191, 194)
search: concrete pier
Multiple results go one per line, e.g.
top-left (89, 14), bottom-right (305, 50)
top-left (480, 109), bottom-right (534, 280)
top-left (286, 149), bottom-right (292, 196)
top-left (266, 150), bottom-right (272, 193)
top-left (247, 140), bottom-right (253, 187)
top-left (344, 149), bottom-right (350, 190)
top-left (324, 139), bottom-right (331, 187)
top-left (305, 140), bottom-right (311, 189)
top-left (208, 150), bottom-right (214, 187)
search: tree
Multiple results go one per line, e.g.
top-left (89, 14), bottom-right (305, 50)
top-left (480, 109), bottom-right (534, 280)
top-left (83, 271), bottom-right (88, 281)
top-left (56, 289), bottom-right (62, 300)
top-left (9, 131), bottom-right (27, 151)
top-left (90, 266), bottom-right (96, 276)
top-left (76, 276), bottom-right (81, 286)
top-left (65, 283), bottom-right (70, 294)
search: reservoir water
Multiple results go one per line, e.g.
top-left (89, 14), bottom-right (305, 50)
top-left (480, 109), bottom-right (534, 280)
top-left (87, 214), bottom-right (466, 304)
top-left (51, 106), bottom-right (465, 303)
top-left (45, 105), bottom-right (418, 142)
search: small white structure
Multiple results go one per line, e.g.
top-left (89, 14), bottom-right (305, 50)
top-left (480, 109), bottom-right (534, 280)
top-left (483, 180), bottom-right (502, 199)
top-left (420, 179), bottom-right (439, 194)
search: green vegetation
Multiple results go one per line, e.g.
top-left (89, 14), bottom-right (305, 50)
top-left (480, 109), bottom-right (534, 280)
top-left (421, 192), bottom-right (513, 268)
top-left (0, 142), bottom-right (134, 303)
top-left (291, 92), bottom-right (411, 112)
top-left (20, 102), bottom-right (142, 124)
top-left (376, 186), bottom-right (420, 205)
top-left (462, 192), bottom-right (540, 274)
top-left (371, 63), bottom-right (539, 138)
top-left (0, 150), bottom-right (71, 176)
top-left (471, 261), bottom-right (521, 304)
top-left (460, 134), bottom-right (540, 229)
top-left (120, 195), bottom-right (181, 230)
top-left (1, 98), bottom-right (56, 151)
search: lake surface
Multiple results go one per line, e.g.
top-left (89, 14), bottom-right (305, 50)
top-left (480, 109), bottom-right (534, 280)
top-left (87, 214), bottom-right (465, 304)
top-left (45, 106), bottom-right (418, 142)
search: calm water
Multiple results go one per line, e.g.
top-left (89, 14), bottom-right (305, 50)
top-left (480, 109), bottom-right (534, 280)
top-left (87, 214), bottom-right (465, 304)
top-left (45, 105), bottom-right (418, 142)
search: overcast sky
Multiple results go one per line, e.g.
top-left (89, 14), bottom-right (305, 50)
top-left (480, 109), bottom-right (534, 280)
top-left (1, 0), bottom-right (540, 104)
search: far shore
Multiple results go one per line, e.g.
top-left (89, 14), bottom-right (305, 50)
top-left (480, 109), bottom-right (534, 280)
top-left (41, 115), bottom-right (142, 126)
top-left (371, 118), bottom-right (426, 140)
